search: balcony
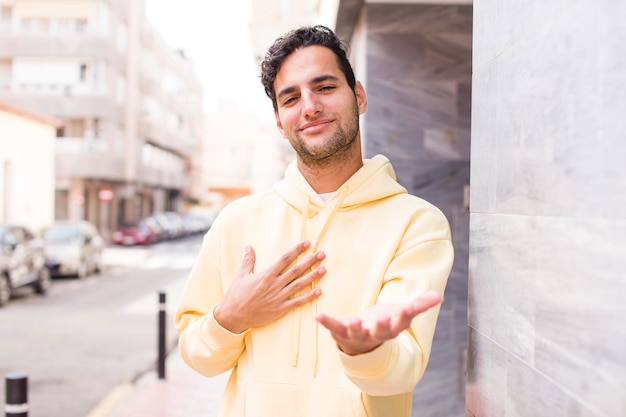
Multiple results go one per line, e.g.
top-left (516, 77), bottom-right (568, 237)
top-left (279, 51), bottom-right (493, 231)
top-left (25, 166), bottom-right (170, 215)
top-left (55, 137), bottom-right (126, 182)
top-left (137, 165), bottom-right (186, 189)
top-left (0, 92), bottom-right (124, 121)
top-left (139, 118), bottom-right (195, 158)
top-left (0, 34), bottom-right (126, 71)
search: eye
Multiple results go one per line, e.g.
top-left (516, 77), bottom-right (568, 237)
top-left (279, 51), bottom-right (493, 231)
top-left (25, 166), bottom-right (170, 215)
top-left (319, 85), bottom-right (335, 92)
top-left (282, 96), bottom-right (298, 106)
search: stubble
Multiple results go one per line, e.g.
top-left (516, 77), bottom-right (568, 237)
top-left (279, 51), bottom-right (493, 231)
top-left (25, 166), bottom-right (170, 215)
top-left (290, 99), bottom-right (360, 170)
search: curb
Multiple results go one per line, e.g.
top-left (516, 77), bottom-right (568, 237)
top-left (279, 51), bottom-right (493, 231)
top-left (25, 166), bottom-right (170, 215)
top-left (83, 342), bottom-right (179, 417)
top-left (84, 383), bottom-right (135, 417)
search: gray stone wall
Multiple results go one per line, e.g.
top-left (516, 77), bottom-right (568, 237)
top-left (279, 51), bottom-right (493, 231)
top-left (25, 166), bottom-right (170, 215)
top-left (469, 1), bottom-right (626, 416)
top-left (362, 4), bottom-right (472, 416)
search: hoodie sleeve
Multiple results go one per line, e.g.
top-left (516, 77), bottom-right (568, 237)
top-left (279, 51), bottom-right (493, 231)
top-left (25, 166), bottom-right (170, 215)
top-left (174, 217), bottom-right (247, 377)
top-left (338, 203), bottom-right (454, 396)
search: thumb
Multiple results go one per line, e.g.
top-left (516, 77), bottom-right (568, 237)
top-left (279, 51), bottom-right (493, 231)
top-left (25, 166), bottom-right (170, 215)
top-left (240, 245), bottom-right (256, 273)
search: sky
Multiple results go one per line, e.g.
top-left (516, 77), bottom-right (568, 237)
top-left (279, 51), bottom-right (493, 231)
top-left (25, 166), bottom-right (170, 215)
top-left (144, 0), bottom-right (268, 113)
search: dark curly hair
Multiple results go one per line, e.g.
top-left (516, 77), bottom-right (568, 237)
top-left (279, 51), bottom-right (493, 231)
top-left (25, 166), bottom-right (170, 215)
top-left (261, 25), bottom-right (356, 111)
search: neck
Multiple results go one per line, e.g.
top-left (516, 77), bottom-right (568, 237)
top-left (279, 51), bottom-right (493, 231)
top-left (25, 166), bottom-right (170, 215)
top-left (297, 148), bottom-right (363, 193)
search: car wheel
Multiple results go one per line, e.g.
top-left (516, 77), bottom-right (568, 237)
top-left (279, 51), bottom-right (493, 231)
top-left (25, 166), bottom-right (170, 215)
top-left (76, 260), bottom-right (88, 279)
top-left (0, 275), bottom-right (11, 307)
top-left (33, 268), bottom-right (52, 294)
top-left (94, 255), bottom-right (103, 275)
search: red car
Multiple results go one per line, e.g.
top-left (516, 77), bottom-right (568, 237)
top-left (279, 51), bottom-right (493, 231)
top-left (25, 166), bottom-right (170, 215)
top-left (112, 217), bottom-right (160, 246)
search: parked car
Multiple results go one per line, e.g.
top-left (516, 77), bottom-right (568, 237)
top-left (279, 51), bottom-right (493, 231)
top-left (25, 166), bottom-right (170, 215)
top-left (112, 217), bottom-right (161, 246)
top-left (151, 211), bottom-right (186, 240)
top-left (0, 224), bottom-right (51, 307)
top-left (42, 221), bottom-right (104, 278)
top-left (182, 212), bottom-right (213, 235)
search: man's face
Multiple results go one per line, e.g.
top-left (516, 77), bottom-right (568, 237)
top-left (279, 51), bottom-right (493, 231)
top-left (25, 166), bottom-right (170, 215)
top-left (273, 45), bottom-right (367, 165)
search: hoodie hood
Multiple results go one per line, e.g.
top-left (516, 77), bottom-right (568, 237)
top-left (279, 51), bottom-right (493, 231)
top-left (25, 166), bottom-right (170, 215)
top-left (273, 154), bottom-right (407, 215)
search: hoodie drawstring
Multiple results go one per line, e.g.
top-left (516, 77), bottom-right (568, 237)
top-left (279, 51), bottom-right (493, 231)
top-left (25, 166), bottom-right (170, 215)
top-left (292, 195), bottom-right (312, 367)
top-left (291, 188), bottom-right (349, 375)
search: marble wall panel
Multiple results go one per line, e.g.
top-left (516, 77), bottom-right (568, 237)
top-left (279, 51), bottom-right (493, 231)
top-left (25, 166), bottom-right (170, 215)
top-left (505, 354), bottom-right (580, 417)
top-left (468, 213), bottom-right (538, 364)
top-left (532, 218), bottom-right (626, 416)
top-left (468, 62), bottom-right (498, 214)
top-left (466, 327), bottom-right (507, 417)
top-left (407, 161), bottom-right (469, 205)
top-left (470, 0), bottom-right (626, 416)
top-left (471, 0), bottom-right (626, 219)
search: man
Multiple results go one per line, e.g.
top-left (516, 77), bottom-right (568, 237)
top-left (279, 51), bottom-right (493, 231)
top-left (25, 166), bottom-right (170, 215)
top-left (175, 25), bottom-right (454, 417)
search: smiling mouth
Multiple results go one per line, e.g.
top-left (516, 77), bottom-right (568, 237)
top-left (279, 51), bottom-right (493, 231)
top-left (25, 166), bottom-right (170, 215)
top-left (300, 120), bottom-right (332, 134)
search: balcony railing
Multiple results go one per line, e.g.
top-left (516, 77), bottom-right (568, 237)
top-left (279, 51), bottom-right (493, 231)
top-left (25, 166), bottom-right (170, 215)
top-left (55, 137), bottom-right (108, 153)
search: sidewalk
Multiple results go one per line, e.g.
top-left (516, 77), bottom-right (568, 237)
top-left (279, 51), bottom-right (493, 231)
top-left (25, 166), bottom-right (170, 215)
top-left (87, 347), bottom-right (229, 417)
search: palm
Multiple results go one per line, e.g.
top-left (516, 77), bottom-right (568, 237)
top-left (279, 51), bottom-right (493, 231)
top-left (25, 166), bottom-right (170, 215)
top-left (316, 291), bottom-right (443, 355)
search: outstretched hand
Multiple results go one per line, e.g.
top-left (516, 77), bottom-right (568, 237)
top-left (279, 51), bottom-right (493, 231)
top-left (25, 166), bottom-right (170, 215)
top-left (215, 241), bottom-right (326, 334)
top-left (315, 290), bottom-right (443, 356)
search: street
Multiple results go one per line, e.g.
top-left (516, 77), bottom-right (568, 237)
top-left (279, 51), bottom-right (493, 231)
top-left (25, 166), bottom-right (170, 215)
top-left (0, 234), bottom-right (204, 417)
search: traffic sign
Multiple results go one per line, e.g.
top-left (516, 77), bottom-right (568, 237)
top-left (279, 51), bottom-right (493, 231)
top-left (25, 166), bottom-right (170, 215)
top-left (98, 186), bottom-right (114, 202)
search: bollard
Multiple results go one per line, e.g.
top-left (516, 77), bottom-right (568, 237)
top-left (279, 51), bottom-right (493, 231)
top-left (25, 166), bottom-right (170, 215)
top-left (4, 373), bottom-right (28, 417)
top-left (157, 291), bottom-right (166, 380)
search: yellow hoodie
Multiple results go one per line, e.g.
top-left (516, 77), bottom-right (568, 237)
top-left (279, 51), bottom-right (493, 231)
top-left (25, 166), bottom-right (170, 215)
top-left (175, 155), bottom-right (454, 417)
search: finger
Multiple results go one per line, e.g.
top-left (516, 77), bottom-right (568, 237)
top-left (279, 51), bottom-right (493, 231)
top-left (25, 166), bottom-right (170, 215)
top-left (239, 246), bottom-right (256, 274)
top-left (282, 265), bottom-right (326, 294)
top-left (407, 290), bottom-right (443, 316)
top-left (286, 287), bottom-right (322, 309)
top-left (267, 240), bottom-right (311, 276)
top-left (370, 316), bottom-right (393, 340)
top-left (281, 252), bottom-right (326, 287)
top-left (315, 313), bottom-right (348, 336)
top-left (346, 318), bottom-right (366, 340)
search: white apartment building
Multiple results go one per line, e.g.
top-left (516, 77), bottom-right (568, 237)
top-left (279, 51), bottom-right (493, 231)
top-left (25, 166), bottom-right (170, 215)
top-left (0, 101), bottom-right (59, 232)
top-left (0, 0), bottom-right (204, 240)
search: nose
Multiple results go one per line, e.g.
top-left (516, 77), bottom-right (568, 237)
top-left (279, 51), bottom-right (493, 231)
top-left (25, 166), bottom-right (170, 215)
top-left (301, 90), bottom-right (322, 118)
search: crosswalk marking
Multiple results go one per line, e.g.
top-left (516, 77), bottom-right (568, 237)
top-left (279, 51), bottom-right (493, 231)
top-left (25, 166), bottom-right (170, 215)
top-left (122, 275), bottom-right (188, 315)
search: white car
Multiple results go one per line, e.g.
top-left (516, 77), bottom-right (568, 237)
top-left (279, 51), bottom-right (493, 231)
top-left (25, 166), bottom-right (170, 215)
top-left (43, 221), bottom-right (104, 279)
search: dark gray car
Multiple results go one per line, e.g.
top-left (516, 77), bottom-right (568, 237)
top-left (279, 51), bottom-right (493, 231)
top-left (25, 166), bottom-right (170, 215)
top-left (0, 224), bottom-right (52, 307)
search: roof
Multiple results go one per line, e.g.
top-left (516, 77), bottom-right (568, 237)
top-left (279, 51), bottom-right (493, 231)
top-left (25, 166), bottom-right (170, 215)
top-left (0, 101), bottom-right (63, 128)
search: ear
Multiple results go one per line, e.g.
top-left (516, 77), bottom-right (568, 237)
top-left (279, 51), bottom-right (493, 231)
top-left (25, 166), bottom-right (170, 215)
top-left (355, 81), bottom-right (368, 115)
top-left (275, 111), bottom-right (286, 137)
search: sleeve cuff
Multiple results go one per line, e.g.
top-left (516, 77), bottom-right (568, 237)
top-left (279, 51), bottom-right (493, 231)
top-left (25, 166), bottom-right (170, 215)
top-left (339, 339), bottom-right (396, 378)
top-left (198, 306), bottom-right (248, 350)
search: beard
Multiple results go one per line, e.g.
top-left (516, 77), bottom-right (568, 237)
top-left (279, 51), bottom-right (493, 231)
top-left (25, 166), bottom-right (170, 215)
top-left (289, 100), bottom-right (360, 166)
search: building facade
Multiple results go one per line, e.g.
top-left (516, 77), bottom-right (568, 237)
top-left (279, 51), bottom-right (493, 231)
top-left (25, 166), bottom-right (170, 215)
top-left (0, 0), bottom-right (204, 240)
top-left (0, 101), bottom-right (59, 232)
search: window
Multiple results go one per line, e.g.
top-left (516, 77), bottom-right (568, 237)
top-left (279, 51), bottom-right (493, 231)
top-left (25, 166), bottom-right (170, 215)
top-left (0, 6), bottom-right (11, 20)
top-left (0, 6), bottom-right (12, 31)
top-left (79, 64), bottom-right (87, 82)
top-left (65, 119), bottom-right (86, 137)
top-left (75, 18), bottom-right (87, 33)
top-left (93, 119), bottom-right (100, 138)
top-left (20, 17), bottom-right (32, 31)
top-left (57, 18), bottom-right (71, 33)
top-left (37, 18), bottom-right (50, 33)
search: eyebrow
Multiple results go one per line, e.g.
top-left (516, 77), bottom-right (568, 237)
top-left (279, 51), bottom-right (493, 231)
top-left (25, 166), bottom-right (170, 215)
top-left (276, 74), bottom-right (341, 102)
